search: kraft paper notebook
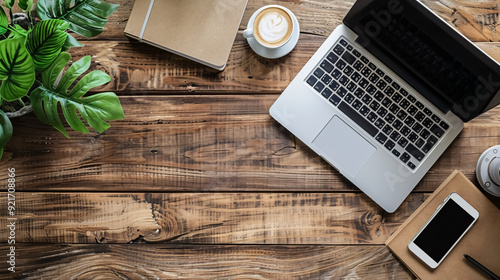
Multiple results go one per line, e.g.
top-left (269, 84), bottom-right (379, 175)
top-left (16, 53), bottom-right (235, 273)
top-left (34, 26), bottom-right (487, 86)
top-left (124, 0), bottom-right (248, 70)
top-left (385, 170), bottom-right (500, 279)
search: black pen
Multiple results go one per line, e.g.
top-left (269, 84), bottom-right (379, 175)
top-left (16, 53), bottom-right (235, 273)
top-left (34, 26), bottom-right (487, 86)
top-left (464, 254), bottom-right (500, 280)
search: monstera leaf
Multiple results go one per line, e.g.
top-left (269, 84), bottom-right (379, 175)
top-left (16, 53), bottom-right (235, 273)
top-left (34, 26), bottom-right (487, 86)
top-left (36, 0), bottom-right (119, 38)
top-left (30, 52), bottom-right (124, 138)
top-left (2, 0), bottom-right (15, 9)
top-left (0, 110), bottom-right (12, 159)
top-left (18, 0), bottom-right (33, 12)
top-left (0, 8), bottom-right (7, 35)
top-left (26, 19), bottom-right (69, 71)
top-left (0, 38), bottom-right (35, 101)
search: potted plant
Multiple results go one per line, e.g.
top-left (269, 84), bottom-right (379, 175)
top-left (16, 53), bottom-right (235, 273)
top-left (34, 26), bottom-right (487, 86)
top-left (0, 0), bottom-right (124, 158)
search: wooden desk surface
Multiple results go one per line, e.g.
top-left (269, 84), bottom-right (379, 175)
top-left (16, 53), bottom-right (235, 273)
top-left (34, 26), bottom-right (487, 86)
top-left (1, 0), bottom-right (499, 278)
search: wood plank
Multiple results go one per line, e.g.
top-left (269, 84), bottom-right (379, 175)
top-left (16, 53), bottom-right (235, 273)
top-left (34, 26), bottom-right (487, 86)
top-left (0, 192), bottom-right (426, 244)
top-left (0, 244), bottom-right (413, 279)
top-left (77, 0), bottom-right (498, 43)
top-left (1, 95), bottom-right (498, 192)
top-left (71, 39), bottom-right (500, 94)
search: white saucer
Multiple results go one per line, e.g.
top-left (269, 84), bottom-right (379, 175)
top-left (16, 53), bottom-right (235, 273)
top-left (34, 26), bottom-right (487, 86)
top-left (246, 10), bottom-right (300, 59)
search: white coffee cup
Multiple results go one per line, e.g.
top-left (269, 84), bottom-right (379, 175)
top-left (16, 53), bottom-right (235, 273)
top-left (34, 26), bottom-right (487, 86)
top-left (243, 5), bottom-right (297, 50)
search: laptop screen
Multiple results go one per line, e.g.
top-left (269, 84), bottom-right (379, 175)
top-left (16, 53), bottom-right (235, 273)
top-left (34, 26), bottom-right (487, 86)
top-left (343, 0), bottom-right (500, 122)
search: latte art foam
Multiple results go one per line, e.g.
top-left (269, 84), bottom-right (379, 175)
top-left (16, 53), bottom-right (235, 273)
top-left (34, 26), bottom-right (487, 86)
top-left (258, 12), bottom-right (289, 43)
top-left (253, 7), bottom-right (293, 48)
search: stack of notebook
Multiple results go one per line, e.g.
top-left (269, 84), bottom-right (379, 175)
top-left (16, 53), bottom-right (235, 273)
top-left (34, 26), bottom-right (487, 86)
top-left (125, 0), bottom-right (248, 70)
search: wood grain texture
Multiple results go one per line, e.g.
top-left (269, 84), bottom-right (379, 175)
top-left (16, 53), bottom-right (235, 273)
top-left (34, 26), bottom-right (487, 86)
top-left (80, 0), bottom-right (500, 42)
top-left (70, 40), bottom-right (500, 94)
top-left (0, 244), bottom-right (413, 280)
top-left (1, 95), bottom-right (498, 192)
top-left (0, 192), bottom-right (425, 244)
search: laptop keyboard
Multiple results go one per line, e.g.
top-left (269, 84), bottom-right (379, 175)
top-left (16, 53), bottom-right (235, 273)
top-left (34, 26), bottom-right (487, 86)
top-left (305, 37), bottom-right (450, 170)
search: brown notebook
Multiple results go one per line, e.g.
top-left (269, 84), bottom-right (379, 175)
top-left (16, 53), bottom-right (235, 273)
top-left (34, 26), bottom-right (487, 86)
top-left (386, 170), bottom-right (500, 279)
top-left (124, 0), bottom-right (248, 70)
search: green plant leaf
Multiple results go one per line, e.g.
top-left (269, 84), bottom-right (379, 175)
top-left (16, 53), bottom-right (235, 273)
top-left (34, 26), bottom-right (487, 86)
top-left (3, 0), bottom-right (15, 9)
top-left (0, 38), bottom-right (35, 101)
top-left (0, 110), bottom-right (13, 159)
top-left (62, 33), bottom-right (83, 51)
top-left (8, 25), bottom-right (28, 39)
top-left (36, 0), bottom-right (119, 38)
top-left (18, 0), bottom-right (33, 12)
top-left (30, 52), bottom-right (124, 138)
top-left (0, 8), bottom-right (7, 35)
top-left (26, 19), bottom-right (69, 71)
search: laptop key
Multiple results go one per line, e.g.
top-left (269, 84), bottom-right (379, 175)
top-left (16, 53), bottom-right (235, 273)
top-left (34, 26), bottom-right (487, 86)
top-left (313, 82), bottom-right (325, 93)
top-left (339, 75), bottom-right (349, 86)
top-left (352, 49), bottom-right (361, 57)
top-left (415, 112), bottom-right (425, 122)
top-left (384, 113), bottom-right (396, 124)
top-left (358, 105), bottom-right (369, 117)
top-left (361, 67), bottom-right (372, 77)
top-left (431, 114), bottom-right (441, 123)
top-left (314, 68), bottom-right (325, 78)
top-left (400, 152), bottom-right (410, 163)
top-left (423, 108), bottom-right (432, 116)
top-left (393, 120), bottom-right (403, 130)
top-left (366, 85), bottom-right (377, 95)
top-left (306, 76), bottom-right (318, 87)
top-left (439, 121), bottom-right (449, 130)
top-left (332, 69), bottom-right (342, 79)
top-left (345, 93), bottom-right (355, 104)
top-left (333, 44), bottom-right (344, 55)
top-left (407, 161), bottom-right (416, 170)
top-left (392, 82), bottom-right (400, 90)
top-left (321, 75), bottom-right (333, 85)
top-left (343, 66), bottom-right (354, 76)
top-left (326, 52), bottom-right (339, 64)
top-left (430, 124), bottom-right (444, 138)
top-left (420, 129), bottom-right (431, 139)
top-left (329, 94), bottom-right (341, 106)
top-left (374, 118), bottom-right (386, 129)
top-left (377, 107), bottom-right (388, 118)
top-left (336, 60), bottom-right (347, 70)
top-left (342, 52), bottom-right (356, 65)
top-left (322, 88), bottom-right (333, 99)
top-left (389, 104), bottom-right (399, 114)
top-left (422, 118), bottom-right (433, 128)
top-left (320, 60), bottom-right (334, 73)
top-left (354, 88), bottom-right (364, 98)
top-left (368, 62), bottom-right (377, 70)
top-left (415, 138), bottom-right (425, 149)
top-left (385, 140), bottom-right (395, 150)
top-left (351, 72), bottom-right (362, 82)
top-left (381, 97), bottom-right (392, 108)
top-left (329, 80), bottom-right (340, 91)
top-left (360, 56), bottom-right (369, 64)
top-left (369, 73), bottom-right (380, 83)
top-left (392, 149), bottom-right (401, 157)
top-left (382, 125), bottom-right (393, 136)
top-left (359, 78), bottom-right (369, 89)
top-left (398, 138), bottom-right (408, 148)
top-left (413, 123), bottom-right (423, 134)
top-left (352, 100), bottom-right (363, 110)
top-left (401, 126), bottom-right (411, 136)
top-left (376, 133), bottom-right (388, 144)
top-left (353, 61), bottom-right (364, 71)
top-left (369, 101), bottom-right (380, 111)
top-left (337, 87), bottom-right (348, 97)
top-left (406, 143), bottom-right (424, 161)
top-left (374, 91), bottom-right (384, 101)
top-left (367, 112), bottom-right (378, 123)
top-left (346, 81), bottom-right (357, 92)
top-left (338, 102), bottom-right (378, 137)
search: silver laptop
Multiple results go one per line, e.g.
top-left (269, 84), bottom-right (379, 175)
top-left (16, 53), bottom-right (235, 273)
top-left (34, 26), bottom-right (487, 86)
top-left (270, 0), bottom-right (500, 212)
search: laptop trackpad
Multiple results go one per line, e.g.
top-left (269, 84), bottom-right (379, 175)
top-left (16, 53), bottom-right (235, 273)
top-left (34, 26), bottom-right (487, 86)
top-left (312, 116), bottom-right (376, 177)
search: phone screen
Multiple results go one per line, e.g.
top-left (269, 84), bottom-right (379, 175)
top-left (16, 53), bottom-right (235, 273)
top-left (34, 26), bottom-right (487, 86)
top-left (413, 199), bottom-right (475, 263)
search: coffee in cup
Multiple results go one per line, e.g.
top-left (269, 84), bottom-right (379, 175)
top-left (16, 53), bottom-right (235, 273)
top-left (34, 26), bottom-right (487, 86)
top-left (244, 6), bottom-right (295, 49)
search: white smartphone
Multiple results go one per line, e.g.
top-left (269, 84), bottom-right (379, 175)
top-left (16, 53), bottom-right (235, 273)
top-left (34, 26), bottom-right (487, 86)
top-left (408, 192), bottom-right (479, 269)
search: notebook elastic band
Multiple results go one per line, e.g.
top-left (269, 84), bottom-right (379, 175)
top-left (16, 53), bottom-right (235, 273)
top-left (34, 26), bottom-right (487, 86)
top-left (139, 0), bottom-right (155, 42)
